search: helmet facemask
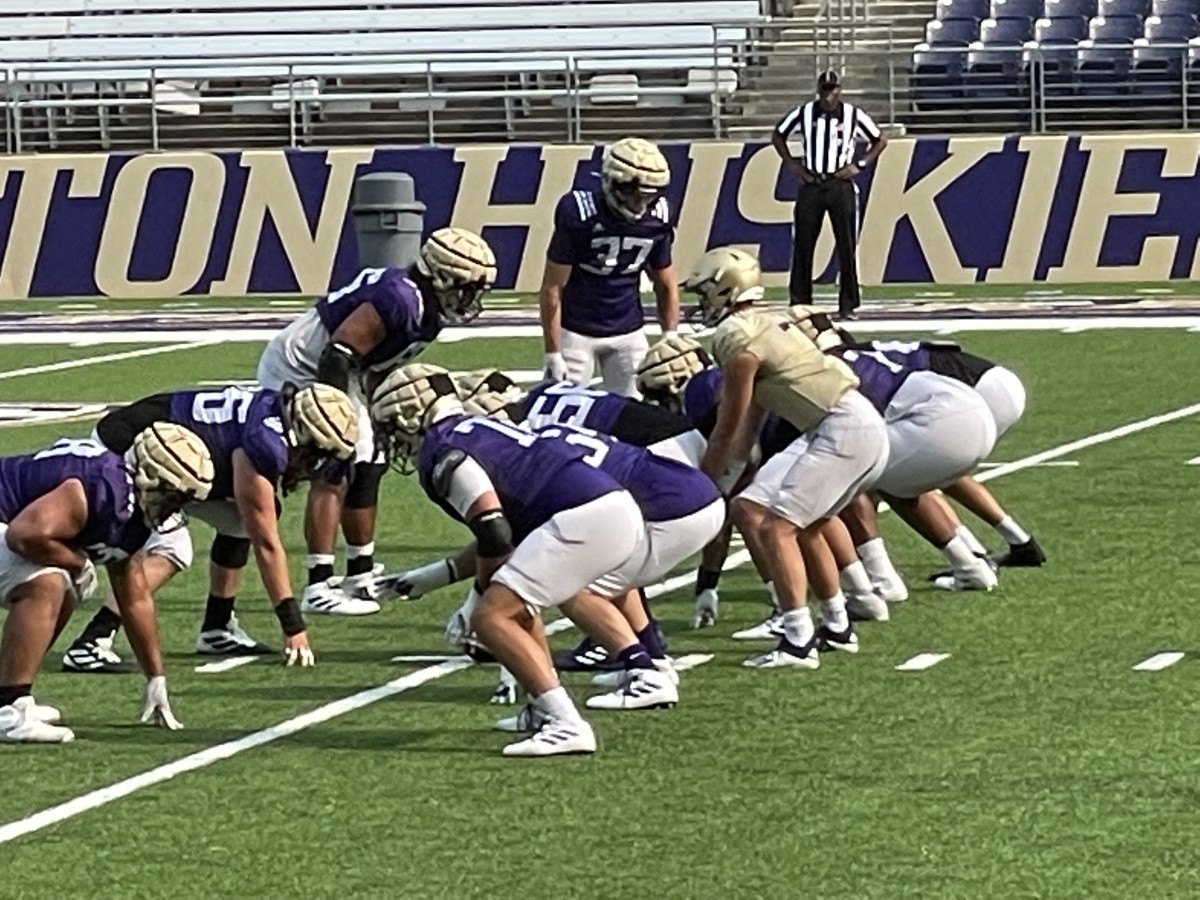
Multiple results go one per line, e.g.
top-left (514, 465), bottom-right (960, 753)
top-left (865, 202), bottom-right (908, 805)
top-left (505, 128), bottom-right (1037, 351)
top-left (371, 366), bottom-right (462, 474)
top-left (416, 228), bottom-right (498, 327)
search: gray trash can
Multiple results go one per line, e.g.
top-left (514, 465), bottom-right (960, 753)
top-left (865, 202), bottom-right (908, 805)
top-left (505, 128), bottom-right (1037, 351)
top-left (350, 172), bottom-right (427, 270)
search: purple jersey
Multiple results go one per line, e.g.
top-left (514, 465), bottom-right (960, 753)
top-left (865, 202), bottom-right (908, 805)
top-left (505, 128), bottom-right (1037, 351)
top-left (315, 267), bottom-right (441, 369)
top-left (547, 189), bottom-right (673, 338)
top-left (681, 368), bottom-right (800, 461)
top-left (869, 340), bottom-right (994, 387)
top-left (515, 382), bottom-right (692, 447)
top-left (833, 347), bottom-right (918, 414)
top-left (0, 439), bottom-right (150, 562)
top-left (167, 387), bottom-right (289, 500)
top-left (418, 415), bottom-right (624, 541)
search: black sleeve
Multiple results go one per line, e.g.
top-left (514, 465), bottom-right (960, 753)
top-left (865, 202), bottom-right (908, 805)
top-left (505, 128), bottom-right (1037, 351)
top-left (94, 394), bottom-right (173, 454)
top-left (316, 342), bottom-right (361, 393)
top-left (610, 400), bottom-right (695, 447)
top-left (925, 349), bottom-right (993, 387)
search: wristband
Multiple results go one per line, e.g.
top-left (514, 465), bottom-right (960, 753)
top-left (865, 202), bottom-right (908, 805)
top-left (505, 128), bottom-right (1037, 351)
top-left (273, 597), bottom-right (306, 637)
top-left (695, 567), bottom-right (722, 595)
top-left (446, 558), bottom-right (459, 583)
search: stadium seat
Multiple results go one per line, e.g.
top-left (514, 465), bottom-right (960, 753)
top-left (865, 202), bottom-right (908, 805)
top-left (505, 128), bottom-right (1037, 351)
top-left (1076, 35), bottom-right (1135, 93)
top-left (1026, 16), bottom-right (1086, 90)
top-left (1131, 14), bottom-right (1194, 92)
top-left (936, 0), bottom-right (990, 20)
top-left (1096, 0), bottom-right (1149, 17)
top-left (910, 45), bottom-right (968, 108)
top-left (1089, 13), bottom-right (1145, 37)
top-left (965, 20), bottom-right (1030, 109)
top-left (1144, 11), bottom-right (1199, 35)
top-left (1151, 0), bottom-right (1200, 16)
top-left (926, 17), bottom-right (981, 43)
top-left (980, 13), bottom-right (1038, 39)
top-left (991, 0), bottom-right (1044, 18)
top-left (1043, 0), bottom-right (1097, 18)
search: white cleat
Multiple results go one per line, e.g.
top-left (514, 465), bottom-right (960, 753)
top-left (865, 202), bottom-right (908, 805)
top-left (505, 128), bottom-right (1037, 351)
top-left (591, 658), bottom-right (679, 688)
top-left (873, 575), bottom-right (909, 604)
top-left (196, 612), bottom-right (275, 655)
top-left (342, 563), bottom-right (386, 602)
top-left (0, 697), bottom-right (75, 743)
top-left (743, 638), bottom-right (821, 670)
top-left (845, 590), bottom-right (890, 622)
top-left (494, 703), bottom-right (547, 734)
top-left (731, 610), bottom-right (784, 641)
top-left (585, 668), bottom-right (678, 711)
top-left (301, 578), bottom-right (381, 616)
top-left (932, 565), bottom-right (998, 593)
top-left (502, 718), bottom-right (597, 757)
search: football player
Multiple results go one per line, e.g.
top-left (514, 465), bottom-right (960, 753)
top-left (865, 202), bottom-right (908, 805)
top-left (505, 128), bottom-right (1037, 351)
top-left (61, 384), bottom-right (358, 673)
top-left (539, 137), bottom-right (679, 395)
top-left (257, 227), bottom-right (496, 615)
top-left (0, 425), bottom-right (212, 742)
top-left (689, 247), bottom-right (890, 669)
top-left (371, 365), bottom-right (710, 757)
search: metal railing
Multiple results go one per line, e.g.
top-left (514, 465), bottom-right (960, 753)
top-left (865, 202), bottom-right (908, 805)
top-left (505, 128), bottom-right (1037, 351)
top-left (2, 20), bottom-right (1197, 151)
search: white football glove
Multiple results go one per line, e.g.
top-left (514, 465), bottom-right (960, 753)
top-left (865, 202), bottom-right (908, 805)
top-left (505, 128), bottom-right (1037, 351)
top-left (71, 559), bottom-right (98, 605)
top-left (543, 352), bottom-right (569, 382)
top-left (445, 585), bottom-right (482, 649)
top-left (140, 676), bottom-right (183, 730)
top-left (377, 558), bottom-right (455, 601)
top-left (693, 588), bottom-right (719, 629)
top-left (490, 667), bottom-right (519, 705)
top-left (283, 633), bottom-right (315, 668)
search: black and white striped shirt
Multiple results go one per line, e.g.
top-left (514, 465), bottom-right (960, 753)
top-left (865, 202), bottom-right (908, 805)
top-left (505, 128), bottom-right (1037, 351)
top-left (775, 101), bottom-right (881, 175)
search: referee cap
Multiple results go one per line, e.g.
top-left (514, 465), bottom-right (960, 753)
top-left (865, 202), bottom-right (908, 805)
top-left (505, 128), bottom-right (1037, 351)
top-left (817, 69), bottom-right (841, 90)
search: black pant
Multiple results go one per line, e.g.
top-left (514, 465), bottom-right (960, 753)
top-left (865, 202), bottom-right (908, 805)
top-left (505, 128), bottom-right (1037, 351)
top-left (788, 178), bottom-right (860, 316)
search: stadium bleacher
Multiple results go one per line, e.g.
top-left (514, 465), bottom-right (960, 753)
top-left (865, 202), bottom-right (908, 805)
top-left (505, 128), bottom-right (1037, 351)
top-left (0, 0), bottom-right (763, 150)
top-left (911, 0), bottom-right (1199, 126)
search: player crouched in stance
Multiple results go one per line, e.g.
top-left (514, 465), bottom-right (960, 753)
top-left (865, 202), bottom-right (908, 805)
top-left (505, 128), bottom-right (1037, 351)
top-left (257, 227), bottom-right (496, 615)
top-left (690, 248), bottom-right (889, 669)
top-left (539, 137), bottom-right (679, 394)
top-left (371, 365), bottom-right (716, 756)
top-left (61, 384), bottom-right (358, 673)
top-left (0, 425), bottom-right (212, 742)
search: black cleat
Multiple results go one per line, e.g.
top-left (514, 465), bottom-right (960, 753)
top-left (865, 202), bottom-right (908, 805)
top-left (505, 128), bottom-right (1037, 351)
top-left (62, 638), bottom-right (138, 674)
top-left (991, 538), bottom-right (1046, 568)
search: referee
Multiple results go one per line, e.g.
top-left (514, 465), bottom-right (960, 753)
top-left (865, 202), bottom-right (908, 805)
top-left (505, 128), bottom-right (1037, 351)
top-left (772, 70), bottom-right (887, 319)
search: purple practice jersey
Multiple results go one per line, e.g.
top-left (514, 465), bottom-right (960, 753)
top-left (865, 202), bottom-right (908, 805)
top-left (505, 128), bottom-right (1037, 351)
top-left (681, 368), bottom-right (800, 462)
top-left (0, 439), bottom-right (150, 563)
top-left (833, 347), bottom-right (918, 414)
top-left (514, 382), bottom-right (693, 447)
top-left (868, 339), bottom-right (994, 388)
top-left (315, 267), bottom-right (441, 370)
top-left (534, 425), bottom-right (720, 523)
top-left (547, 189), bottom-right (673, 338)
top-left (167, 387), bottom-right (289, 500)
top-left (418, 415), bottom-right (625, 541)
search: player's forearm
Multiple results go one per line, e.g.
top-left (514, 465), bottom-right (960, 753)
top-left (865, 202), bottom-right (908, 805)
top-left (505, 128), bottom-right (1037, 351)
top-left (110, 566), bottom-right (165, 678)
top-left (5, 532), bottom-right (86, 575)
top-left (252, 538), bottom-right (294, 606)
top-left (862, 135), bottom-right (888, 165)
top-left (539, 286), bottom-right (563, 352)
top-left (655, 283), bottom-right (680, 333)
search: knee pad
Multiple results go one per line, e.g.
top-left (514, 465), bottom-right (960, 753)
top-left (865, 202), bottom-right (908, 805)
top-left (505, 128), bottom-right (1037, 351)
top-left (145, 527), bottom-right (194, 572)
top-left (345, 462), bottom-right (386, 510)
top-left (210, 534), bottom-right (251, 569)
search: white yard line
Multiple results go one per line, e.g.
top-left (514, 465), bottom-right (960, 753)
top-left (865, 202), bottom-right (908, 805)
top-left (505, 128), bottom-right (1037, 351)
top-left (0, 341), bottom-right (216, 381)
top-left (977, 460), bottom-right (1078, 469)
top-left (1132, 652), bottom-right (1185, 672)
top-left (2, 402), bottom-right (1196, 845)
top-left (895, 653), bottom-right (951, 671)
top-left (194, 657), bottom-right (263, 674)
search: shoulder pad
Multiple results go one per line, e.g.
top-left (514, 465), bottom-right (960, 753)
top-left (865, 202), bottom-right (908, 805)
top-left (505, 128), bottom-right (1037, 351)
top-left (431, 448), bottom-right (469, 498)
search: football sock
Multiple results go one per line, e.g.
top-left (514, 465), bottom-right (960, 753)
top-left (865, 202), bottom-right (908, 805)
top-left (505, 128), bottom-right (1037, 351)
top-left (536, 685), bottom-right (582, 724)
top-left (305, 553), bottom-right (335, 586)
top-left (857, 537), bottom-right (902, 586)
top-left (782, 607), bottom-right (815, 647)
top-left (617, 644), bottom-right (656, 671)
top-left (941, 536), bottom-right (980, 573)
top-left (995, 516), bottom-right (1031, 546)
top-left (77, 605), bottom-right (122, 644)
top-left (346, 542), bottom-right (375, 577)
top-left (201, 595), bottom-right (236, 632)
top-left (957, 525), bottom-right (989, 557)
top-left (839, 560), bottom-right (874, 598)
top-left (0, 684), bottom-right (32, 708)
top-left (636, 623), bottom-right (667, 660)
top-left (819, 592), bottom-right (850, 632)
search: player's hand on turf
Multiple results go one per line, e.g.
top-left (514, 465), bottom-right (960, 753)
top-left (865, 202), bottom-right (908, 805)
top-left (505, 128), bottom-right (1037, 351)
top-left (543, 352), bottom-right (570, 382)
top-left (283, 632), bottom-right (315, 667)
top-left (693, 588), bottom-right (719, 629)
top-left (490, 668), bottom-right (519, 705)
top-left (71, 559), bottom-right (98, 605)
top-left (141, 676), bottom-right (183, 730)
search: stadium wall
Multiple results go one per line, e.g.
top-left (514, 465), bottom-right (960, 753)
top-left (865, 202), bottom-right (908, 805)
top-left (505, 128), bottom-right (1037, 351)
top-left (1, 133), bottom-right (1197, 300)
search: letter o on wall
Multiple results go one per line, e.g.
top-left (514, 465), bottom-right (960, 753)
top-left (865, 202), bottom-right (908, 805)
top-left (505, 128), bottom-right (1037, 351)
top-left (95, 152), bottom-right (225, 299)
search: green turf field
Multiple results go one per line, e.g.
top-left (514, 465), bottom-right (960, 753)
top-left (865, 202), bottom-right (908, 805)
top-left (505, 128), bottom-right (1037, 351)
top-left (1, 327), bottom-right (1199, 897)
